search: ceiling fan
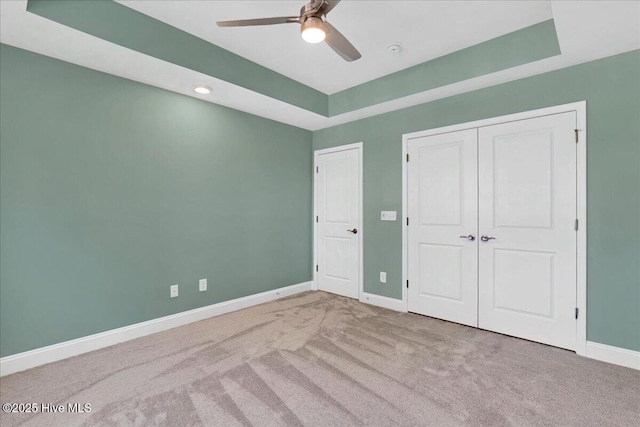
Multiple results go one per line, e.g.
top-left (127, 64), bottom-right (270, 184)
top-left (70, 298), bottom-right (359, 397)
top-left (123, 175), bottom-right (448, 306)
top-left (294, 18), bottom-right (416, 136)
top-left (216, 0), bottom-right (361, 62)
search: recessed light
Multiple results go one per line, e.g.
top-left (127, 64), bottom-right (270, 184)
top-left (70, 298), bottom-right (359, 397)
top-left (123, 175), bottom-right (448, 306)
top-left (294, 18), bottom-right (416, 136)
top-left (193, 85), bottom-right (212, 95)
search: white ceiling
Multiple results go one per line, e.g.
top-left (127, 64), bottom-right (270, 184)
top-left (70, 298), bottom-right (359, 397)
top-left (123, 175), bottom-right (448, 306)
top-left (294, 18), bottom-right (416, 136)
top-left (117, 1), bottom-right (554, 94)
top-left (1, 1), bottom-right (639, 130)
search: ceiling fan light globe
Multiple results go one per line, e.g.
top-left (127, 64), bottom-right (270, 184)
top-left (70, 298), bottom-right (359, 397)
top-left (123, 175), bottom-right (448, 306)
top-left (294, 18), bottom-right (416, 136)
top-left (301, 17), bottom-right (327, 43)
top-left (302, 27), bottom-right (325, 43)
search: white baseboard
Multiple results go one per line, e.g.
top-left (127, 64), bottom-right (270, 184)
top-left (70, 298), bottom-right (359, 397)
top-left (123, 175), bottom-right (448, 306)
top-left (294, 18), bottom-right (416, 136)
top-left (0, 281), bottom-right (313, 377)
top-left (585, 341), bottom-right (640, 370)
top-left (4, 285), bottom-right (636, 376)
top-left (360, 292), bottom-right (405, 312)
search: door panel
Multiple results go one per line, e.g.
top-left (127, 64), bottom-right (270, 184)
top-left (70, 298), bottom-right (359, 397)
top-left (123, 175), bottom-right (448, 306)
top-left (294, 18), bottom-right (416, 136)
top-left (324, 236), bottom-right (351, 280)
top-left (478, 112), bottom-right (577, 350)
top-left (418, 142), bottom-right (463, 225)
top-left (419, 243), bottom-right (463, 301)
top-left (408, 129), bottom-right (478, 327)
top-left (324, 158), bottom-right (351, 222)
top-left (317, 148), bottom-right (360, 299)
top-left (493, 249), bottom-right (554, 317)
top-left (493, 132), bottom-right (553, 228)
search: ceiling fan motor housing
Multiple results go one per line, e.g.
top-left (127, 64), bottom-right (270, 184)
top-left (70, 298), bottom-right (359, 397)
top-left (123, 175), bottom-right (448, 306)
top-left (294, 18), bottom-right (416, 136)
top-left (301, 0), bottom-right (325, 18)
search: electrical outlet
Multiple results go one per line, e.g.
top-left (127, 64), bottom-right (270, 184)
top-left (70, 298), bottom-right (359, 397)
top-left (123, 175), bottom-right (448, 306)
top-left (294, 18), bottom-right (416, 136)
top-left (199, 278), bottom-right (207, 292)
top-left (170, 284), bottom-right (179, 298)
top-left (380, 272), bottom-right (387, 283)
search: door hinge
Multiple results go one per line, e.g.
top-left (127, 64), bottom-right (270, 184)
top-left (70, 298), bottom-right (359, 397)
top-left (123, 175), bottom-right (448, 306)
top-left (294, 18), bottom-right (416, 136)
top-left (575, 219), bottom-right (579, 231)
top-left (406, 280), bottom-right (409, 288)
top-left (406, 153), bottom-right (409, 162)
top-left (575, 307), bottom-right (579, 319)
top-left (316, 216), bottom-right (318, 223)
top-left (316, 265), bottom-right (318, 272)
top-left (406, 217), bottom-right (409, 226)
top-left (574, 129), bottom-right (579, 143)
top-left (316, 166), bottom-right (318, 173)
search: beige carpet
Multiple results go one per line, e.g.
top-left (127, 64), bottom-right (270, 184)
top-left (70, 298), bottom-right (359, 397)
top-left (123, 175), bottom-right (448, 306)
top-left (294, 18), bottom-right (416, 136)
top-left (1, 291), bottom-right (638, 426)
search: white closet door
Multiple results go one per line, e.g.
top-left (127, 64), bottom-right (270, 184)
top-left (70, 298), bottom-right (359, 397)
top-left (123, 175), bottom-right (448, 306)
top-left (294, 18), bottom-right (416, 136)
top-left (478, 112), bottom-right (577, 350)
top-left (408, 129), bottom-right (478, 327)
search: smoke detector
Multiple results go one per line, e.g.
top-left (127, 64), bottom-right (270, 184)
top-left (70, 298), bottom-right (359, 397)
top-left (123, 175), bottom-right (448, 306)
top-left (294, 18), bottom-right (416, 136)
top-left (387, 43), bottom-right (402, 54)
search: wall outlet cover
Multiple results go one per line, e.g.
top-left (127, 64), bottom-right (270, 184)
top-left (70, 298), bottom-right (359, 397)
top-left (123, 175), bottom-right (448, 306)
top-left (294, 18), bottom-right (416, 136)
top-left (380, 272), bottom-right (387, 283)
top-left (170, 284), bottom-right (179, 298)
top-left (199, 278), bottom-right (207, 292)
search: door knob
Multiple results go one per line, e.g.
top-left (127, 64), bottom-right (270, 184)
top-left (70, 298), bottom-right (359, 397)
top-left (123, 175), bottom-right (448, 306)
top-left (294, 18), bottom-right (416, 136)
top-left (480, 235), bottom-right (496, 242)
top-left (459, 234), bottom-right (476, 241)
top-left (347, 229), bottom-right (358, 234)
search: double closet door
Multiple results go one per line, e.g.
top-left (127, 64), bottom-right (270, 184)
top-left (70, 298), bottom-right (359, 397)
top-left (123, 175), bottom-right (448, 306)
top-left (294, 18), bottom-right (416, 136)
top-left (407, 112), bottom-right (577, 350)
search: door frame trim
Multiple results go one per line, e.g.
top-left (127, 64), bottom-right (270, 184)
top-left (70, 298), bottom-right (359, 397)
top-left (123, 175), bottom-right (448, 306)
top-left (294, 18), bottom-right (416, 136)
top-left (401, 101), bottom-right (587, 355)
top-left (313, 142), bottom-right (364, 301)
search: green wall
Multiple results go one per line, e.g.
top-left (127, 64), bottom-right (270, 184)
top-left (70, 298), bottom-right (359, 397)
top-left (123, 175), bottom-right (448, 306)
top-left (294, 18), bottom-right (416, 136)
top-left (0, 45), bottom-right (313, 357)
top-left (314, 50), bottom-right (640, 352)
top-left (1, 43), bottom-right (638, 357)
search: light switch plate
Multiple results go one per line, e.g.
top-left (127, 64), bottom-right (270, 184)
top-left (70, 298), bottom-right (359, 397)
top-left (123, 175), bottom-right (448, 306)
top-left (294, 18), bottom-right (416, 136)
top-left (170, 284), bottom-right (179, 298)
top-left (381, 211), bottom-right (397, 221)
top-left (380, 272), bottom-right (387, 283)
top-left (199, 278), bottom-right (207, 292)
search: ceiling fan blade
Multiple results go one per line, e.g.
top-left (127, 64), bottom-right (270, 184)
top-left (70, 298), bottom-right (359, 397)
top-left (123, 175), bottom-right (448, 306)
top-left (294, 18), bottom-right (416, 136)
top-left (217, 17), bottom-right (299, 27)
top-left (323, 0), bottom-right (341, 15)
top-left (324, 22), bottom-right (361, 62)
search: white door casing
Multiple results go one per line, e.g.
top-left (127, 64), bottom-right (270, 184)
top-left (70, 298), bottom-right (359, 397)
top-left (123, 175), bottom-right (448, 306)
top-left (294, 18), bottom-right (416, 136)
top-left (478, 112), bottom-right (577, 350)
top-left (314, 144), bottom-right (362, 299)
top-left (407, 129), bottom-right (479, 327)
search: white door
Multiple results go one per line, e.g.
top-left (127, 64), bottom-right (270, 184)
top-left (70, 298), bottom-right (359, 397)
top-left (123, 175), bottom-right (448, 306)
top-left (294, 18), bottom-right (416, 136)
top-left (478, 112), bottom-right (577, 350)
top-left (407, 129), bottom-right (478, 327)
top-left (316, 146), bottom-right (361, 299)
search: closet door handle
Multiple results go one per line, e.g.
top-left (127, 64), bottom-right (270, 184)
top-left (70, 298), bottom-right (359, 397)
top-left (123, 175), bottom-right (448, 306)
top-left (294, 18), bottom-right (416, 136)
top-left (480, 235), bottom-right (496, 242)
top-left (347, 229), bottom-right (358, 234)
top-left (459, 235), bottom-right (475, 241)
